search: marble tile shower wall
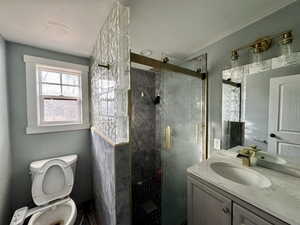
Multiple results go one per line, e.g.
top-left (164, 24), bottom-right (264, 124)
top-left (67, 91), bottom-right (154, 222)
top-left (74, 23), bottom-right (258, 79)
top-left (91, 131), bottom-right (131, 225)
top-left (91, 131), bottom-right (116, 225)
top-left (115, 144), bottom-right (131, 225)
top-left (131, 68), bottom-right (160, 183)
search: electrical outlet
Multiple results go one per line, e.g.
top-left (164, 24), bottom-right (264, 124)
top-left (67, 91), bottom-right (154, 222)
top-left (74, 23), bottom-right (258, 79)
top-left (214, 138), bottom-right (221, 150)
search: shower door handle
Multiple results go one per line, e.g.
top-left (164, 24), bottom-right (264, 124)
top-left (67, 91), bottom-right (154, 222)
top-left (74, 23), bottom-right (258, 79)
top-left (195, 123), bottom-right (201, 144)
top-left (165, 126), bottom-right (172, 150)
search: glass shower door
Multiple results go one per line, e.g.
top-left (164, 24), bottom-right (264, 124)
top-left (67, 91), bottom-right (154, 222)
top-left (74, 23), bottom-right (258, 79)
top-left (159, 70), bottom-right (204, 225)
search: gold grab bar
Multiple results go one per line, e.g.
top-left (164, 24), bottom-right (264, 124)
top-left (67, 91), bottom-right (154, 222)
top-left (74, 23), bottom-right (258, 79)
top-left (165, 126), bottom-right (172, 150)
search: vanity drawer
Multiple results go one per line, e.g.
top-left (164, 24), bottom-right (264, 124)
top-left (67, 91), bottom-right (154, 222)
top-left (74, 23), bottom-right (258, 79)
top-left (233, 203), bottom-right (272, 225)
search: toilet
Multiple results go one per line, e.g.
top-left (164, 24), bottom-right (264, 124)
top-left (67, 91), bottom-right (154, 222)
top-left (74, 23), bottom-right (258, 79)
top-left (10, 155), bottom-right (78, 225)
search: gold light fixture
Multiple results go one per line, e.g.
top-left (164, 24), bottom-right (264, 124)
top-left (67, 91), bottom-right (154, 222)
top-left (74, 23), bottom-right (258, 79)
top-left (231, 50), bottom-right (239, 61)
top-left (250, 37), bottom-right (272, 53)
top-left (231, 50), bottom-right (239, 67)
top-left (230, 30), bottom-right (293, 65)
top-left (279, 31), bottom-right (293, 45)
top-left (279, 31), bottom-right (293, 56)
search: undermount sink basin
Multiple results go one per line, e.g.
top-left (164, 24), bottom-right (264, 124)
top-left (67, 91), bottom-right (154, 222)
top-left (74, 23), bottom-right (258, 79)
top-left (210, 162), bottom-right (271, 188)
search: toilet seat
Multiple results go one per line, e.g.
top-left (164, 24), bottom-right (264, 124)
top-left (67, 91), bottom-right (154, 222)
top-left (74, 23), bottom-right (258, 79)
top-left (27, 198), bottom-right (77, 225)
top-left (31, 159), bottom-right (74, 206)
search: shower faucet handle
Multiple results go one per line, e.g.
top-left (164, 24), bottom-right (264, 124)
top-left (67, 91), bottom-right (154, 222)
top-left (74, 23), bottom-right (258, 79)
top-left (165, 126), bottom-right (172, 150)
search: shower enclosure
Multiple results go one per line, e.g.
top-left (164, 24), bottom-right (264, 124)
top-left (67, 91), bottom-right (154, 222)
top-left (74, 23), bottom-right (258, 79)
top-left (130, 55), bottom-right (207, 225)
top-left (89, 2), bottom-right (206, 225)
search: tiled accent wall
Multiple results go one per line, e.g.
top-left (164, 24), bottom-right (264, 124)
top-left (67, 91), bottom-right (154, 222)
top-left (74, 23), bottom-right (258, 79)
top-left (222, 84), bottom-right (240, 122)
top-left (130, 68), bottom-right (160, 183)
top-left (91, 130), bottom-right (130, 225)
top-left (90, 1), bottom-right (130, 144)
top-left (115, 144), bottom-right (131, 225)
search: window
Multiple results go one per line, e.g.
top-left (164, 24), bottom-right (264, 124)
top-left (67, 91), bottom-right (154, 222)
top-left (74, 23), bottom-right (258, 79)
top-left (24, 55), bottom-right (89, 134)
top-left (38, 66), bottom-right (82, 124)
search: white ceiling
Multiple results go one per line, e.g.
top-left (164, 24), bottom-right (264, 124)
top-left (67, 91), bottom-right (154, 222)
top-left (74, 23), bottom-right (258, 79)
top-left (0, 0), bottom-right (114, 57)
top-left (0, 0), bottom-right (295, 58)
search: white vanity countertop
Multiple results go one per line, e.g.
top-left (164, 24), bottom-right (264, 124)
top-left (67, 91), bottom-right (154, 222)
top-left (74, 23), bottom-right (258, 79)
top-left (187, 155), bottom-right (300, 225)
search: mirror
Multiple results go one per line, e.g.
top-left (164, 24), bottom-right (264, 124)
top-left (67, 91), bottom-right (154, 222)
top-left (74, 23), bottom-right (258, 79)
top-left (222, 52), bottom-right (300, 162)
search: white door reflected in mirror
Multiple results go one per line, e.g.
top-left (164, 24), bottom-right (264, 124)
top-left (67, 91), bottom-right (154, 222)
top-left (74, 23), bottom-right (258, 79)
top-left (268, 74), bottom-right (300, 157)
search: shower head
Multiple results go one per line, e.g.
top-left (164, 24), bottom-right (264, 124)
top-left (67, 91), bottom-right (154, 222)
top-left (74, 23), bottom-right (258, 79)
top-left (153, 96), bottom-right (160, 105)
top-left (140, 91), bottom-right (160, 105)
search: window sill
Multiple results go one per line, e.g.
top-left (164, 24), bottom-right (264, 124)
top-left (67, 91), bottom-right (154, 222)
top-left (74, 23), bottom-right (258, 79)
top-left (26, 124), bottom-right (90, 134)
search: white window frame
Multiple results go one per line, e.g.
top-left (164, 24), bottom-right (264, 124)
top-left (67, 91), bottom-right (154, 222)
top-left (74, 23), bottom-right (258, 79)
top-left (24, 55), bottom-right (90, 134)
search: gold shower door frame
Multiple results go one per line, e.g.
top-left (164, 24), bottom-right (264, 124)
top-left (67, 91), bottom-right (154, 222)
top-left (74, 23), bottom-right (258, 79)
top-left (129, 52), bottom-right (208, 160)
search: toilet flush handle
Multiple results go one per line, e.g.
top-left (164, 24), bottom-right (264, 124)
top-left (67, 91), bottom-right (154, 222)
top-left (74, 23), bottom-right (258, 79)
top-left (10, 198), bottom-right (70, 225)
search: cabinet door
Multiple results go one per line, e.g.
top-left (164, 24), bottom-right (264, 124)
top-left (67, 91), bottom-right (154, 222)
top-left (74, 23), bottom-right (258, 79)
top-left (233, 204), bottom-right (272, 225)
top-left (188, 180), bottom-right (231, 225)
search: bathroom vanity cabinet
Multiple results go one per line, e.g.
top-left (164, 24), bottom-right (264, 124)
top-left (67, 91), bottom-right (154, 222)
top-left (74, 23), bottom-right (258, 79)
top-left (187, 177), bottom-right (231, 225)
top-left (187, 175), bottom-right (288, 225)
top-left (233, 204), bottom-right (272, 225)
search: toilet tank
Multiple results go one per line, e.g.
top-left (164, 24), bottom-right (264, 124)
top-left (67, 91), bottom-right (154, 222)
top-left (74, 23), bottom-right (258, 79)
top-left (29, 154), bottom-right (78, 180)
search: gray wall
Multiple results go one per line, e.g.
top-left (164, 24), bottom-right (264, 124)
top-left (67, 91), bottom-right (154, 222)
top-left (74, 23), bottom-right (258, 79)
top-left (190, 1), bottom-right (300, 154)
top-left (0, 35), bottom-right (12, 224)
top-left (6, 42), bottom-right (92, 210)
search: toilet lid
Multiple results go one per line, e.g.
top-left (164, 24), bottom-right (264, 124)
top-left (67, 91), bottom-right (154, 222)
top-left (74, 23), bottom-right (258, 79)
top-left (31, 159), bottom-right (74, 206)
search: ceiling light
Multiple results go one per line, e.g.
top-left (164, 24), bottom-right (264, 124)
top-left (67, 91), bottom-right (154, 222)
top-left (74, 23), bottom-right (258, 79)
top-left (46, 21), bottom-right (71, 37)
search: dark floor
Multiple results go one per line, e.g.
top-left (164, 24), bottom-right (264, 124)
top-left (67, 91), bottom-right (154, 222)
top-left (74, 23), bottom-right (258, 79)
top-left (132, 177), bottom-right (161, 225)
top-left (75, 201), bottom-right (98, 225)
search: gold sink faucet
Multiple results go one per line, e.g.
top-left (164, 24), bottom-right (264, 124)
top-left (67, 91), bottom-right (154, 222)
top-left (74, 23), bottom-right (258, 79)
top-left (237, 145), bottom-right (261, 167)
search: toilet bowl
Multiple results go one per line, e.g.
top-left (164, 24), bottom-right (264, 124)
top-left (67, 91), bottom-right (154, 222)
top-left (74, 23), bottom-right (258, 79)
top-left (28, 198), bottom-right (77, 225)
top-left (10, 155), bottom-right (78, 225)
